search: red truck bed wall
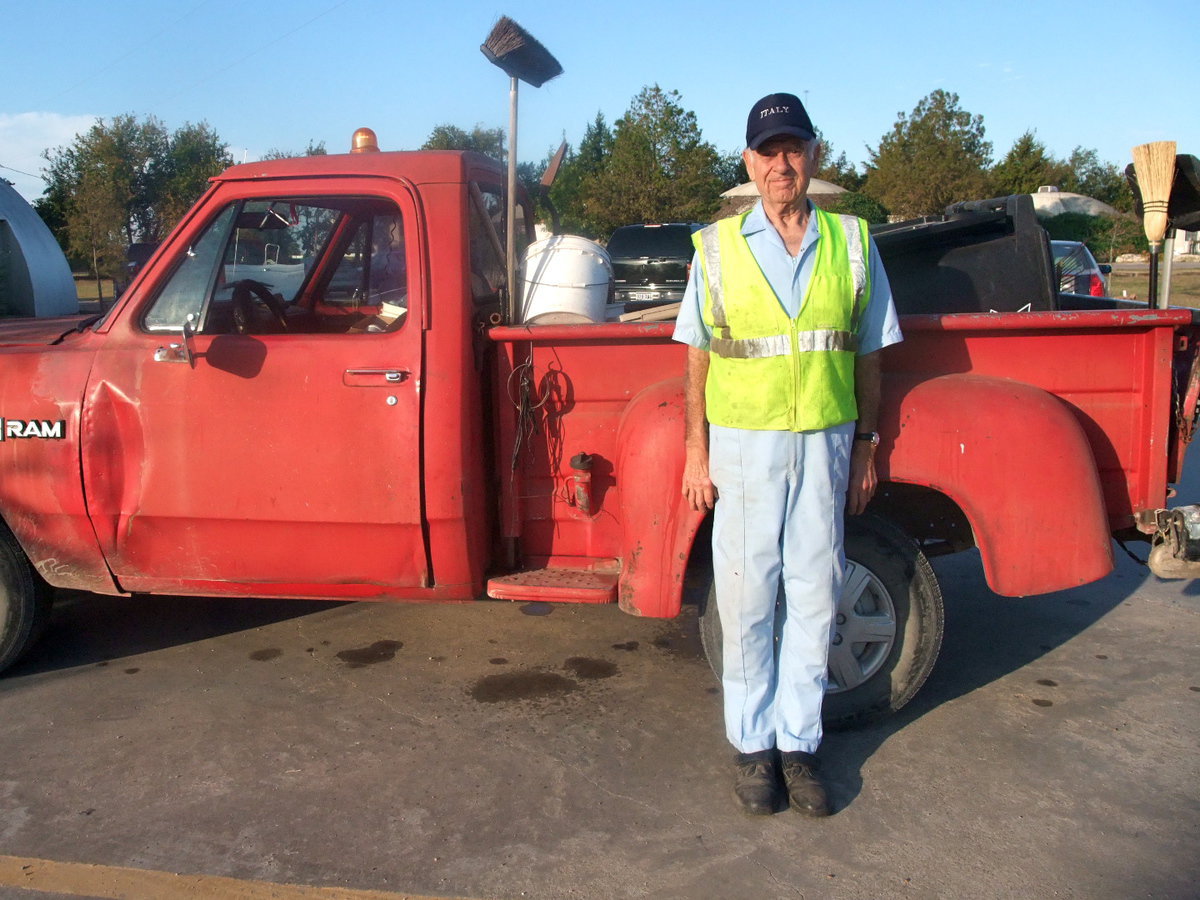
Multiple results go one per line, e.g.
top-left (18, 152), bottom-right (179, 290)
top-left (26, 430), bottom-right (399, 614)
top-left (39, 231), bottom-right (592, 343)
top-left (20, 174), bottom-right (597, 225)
top-left (493, 309), bottom-right (1188, 606)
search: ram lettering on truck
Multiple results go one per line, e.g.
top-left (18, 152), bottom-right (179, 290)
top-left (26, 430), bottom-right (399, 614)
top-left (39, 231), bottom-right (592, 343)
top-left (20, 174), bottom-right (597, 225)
top-left (1, 146), bottom-right (1198, 729)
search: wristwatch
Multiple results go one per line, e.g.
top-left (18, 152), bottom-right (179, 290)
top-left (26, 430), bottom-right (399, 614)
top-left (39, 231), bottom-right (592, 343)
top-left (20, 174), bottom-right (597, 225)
top-left (854, 431), bottom-right (880, 446)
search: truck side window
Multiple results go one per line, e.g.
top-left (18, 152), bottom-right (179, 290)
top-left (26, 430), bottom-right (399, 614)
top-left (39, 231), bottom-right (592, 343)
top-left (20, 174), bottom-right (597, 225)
top-left (469, 186), bottom-right (506, 307)
top-left (143, 204), bottom-right (237, 331)
top-left (143, 198), bottom-right (408, 335)
top-left (468, 184), bottom-right (531, 310)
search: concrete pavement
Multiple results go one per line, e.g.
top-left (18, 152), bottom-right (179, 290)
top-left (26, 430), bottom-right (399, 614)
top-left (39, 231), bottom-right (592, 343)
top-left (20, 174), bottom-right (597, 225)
top-left (1, 499), bottom-right (1197, 899)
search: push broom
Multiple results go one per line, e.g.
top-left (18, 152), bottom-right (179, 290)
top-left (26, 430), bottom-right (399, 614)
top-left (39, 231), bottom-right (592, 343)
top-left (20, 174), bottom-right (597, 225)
top-left (481, 16), bottom-right (563, 325)
top-left (1131, 141), bottom-right (1176, 309)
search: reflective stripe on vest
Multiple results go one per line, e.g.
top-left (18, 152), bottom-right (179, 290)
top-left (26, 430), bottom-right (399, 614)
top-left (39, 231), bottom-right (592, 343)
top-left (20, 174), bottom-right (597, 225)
top-left (694, 207), bottom-right (870, 432)
top-left (699, 210), bottom-right (869, 343)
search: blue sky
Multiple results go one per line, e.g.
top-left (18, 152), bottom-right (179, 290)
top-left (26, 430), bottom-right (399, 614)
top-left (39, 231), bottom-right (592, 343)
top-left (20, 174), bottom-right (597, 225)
top-left (1, 0), bottom-right (1195, 203)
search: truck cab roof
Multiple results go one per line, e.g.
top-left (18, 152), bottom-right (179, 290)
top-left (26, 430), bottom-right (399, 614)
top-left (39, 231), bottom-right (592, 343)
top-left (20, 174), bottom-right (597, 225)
top-left (215, 149), bottom-right (507, 186)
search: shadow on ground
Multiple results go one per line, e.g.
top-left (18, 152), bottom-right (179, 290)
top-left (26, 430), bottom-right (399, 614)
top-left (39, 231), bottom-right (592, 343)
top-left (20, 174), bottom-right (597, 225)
top-left (819, 542), bottom-right (1150, 812)
top-left (5, 590), bottom-right (344, 679)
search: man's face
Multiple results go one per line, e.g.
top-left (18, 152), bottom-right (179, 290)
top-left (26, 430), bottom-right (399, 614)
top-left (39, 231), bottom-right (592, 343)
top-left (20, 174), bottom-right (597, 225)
top-left (743, 136), bottom-right (819, 209)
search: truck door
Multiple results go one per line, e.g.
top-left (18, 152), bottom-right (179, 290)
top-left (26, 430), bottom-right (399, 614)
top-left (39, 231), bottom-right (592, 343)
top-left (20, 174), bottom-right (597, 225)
top-left (82, 181), bottom-right (430, 596)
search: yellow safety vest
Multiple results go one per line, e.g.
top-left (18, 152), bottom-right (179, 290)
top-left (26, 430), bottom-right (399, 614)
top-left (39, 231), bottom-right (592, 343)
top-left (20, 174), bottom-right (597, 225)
top-left (694, 207), bottom-right (870, 432)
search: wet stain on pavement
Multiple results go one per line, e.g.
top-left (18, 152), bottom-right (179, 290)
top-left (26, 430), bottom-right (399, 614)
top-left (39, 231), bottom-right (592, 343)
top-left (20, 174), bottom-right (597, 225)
top-left (336, 640), bottom-right (403, 668)
top-left (612, 641), bottom-right (639, 651)
top-left (520, 602), bottom-right (553, 616)
top-left (250, 648), bottom-right (282, 662)
top-left (1096, 654), bottom-right (1109, 660)
top-left (470, 670), bottom-right (578, 703)
top-left (652, 637), bottom-right (673, 650)
top-left (1032, 698), bottom-right (1054, 707)
top-left (1190, 686), bottom-right (1199, 692)
top-left (123, 668), bottom-right (140, 674)
top-left (1036, 679), bottom-right (1058, 687)
top-left (565, 657), bottom-right (617, 680)
top-left (489, 657), bottom-right (509, 665)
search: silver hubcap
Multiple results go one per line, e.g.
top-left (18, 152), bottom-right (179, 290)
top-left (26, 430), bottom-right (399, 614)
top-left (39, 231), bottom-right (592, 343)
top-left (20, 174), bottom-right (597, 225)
top-left (826, 559), bottom-right (897, 693)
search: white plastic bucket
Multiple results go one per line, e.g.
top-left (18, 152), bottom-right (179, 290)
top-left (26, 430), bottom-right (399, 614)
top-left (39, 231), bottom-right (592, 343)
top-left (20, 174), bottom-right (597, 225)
top-left (520, 235), bottom-right (612, 325)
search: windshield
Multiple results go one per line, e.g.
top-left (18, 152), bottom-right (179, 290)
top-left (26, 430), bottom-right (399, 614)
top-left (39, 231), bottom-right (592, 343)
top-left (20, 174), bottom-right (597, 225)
top-left (606, 225), bottom-right (699, 260)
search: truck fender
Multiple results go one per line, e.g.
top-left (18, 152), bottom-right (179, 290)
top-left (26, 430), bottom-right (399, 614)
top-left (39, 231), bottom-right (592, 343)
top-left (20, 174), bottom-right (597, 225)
top-left (614, 377), bottom-right (706, 617)
top-left (884, 374), bottom-right (1113, 596)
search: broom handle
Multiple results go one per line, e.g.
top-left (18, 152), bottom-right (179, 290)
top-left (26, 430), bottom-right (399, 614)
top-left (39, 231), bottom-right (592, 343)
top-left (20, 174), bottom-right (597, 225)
top-left (1161, 232), bottom-right (1176, 309)
top-left (506, 75), bottom-right (519, 325)
top-left (1148, 248), bottom-right (1160, 311)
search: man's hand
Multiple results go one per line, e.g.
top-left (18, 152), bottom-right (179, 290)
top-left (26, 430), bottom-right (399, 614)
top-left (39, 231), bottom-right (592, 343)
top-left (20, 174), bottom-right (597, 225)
top-left (849, 349), bottom-right (883, 515)
top-left (847, 440), bottom-right (877, 516)
top-left (682, 345), bottom-right (716, 511)
top-left (683, 447), bottom-right (717, 511)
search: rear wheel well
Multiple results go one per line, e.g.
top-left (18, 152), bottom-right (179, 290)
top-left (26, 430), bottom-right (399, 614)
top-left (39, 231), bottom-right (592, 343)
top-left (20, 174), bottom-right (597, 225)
top-left (868, 482), bottom-right (974, 557)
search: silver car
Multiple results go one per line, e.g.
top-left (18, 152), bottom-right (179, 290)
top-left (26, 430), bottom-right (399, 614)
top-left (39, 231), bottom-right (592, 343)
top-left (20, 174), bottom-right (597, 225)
top-left (1051, 240), bottom-right (1111, 296)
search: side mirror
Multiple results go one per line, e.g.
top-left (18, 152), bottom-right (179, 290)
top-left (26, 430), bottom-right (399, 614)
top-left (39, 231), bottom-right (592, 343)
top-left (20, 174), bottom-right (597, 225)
top-left (1099, 264), bottom-right (1112, 275)
top-left (153, 312), bottom-right (197, 367)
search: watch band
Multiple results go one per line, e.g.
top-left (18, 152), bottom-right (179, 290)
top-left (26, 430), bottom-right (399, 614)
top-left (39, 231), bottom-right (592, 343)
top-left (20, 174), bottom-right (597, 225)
top-left (854, 431), bottom-right (880, 445)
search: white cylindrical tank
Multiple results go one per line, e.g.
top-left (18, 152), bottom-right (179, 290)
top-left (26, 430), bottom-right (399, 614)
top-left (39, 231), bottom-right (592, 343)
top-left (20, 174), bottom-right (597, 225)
top-left (520, 235), bottom-right (612, 325)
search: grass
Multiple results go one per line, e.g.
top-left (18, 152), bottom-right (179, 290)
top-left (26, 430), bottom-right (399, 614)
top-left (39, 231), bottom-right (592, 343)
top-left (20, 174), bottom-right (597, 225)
top-left (74, 277), bottom-right (115, 301)
top-left (1106, 268), bottom-right (1200, 308)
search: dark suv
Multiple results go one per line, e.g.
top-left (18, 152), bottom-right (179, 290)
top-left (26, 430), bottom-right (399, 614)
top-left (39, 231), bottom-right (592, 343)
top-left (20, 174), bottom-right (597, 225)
top-left (606, 223), bottom-right (704, 309)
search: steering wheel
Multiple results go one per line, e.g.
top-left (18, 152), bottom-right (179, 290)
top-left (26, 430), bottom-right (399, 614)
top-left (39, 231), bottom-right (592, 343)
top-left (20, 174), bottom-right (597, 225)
top-left (231, 279), bottom-right (289, 334)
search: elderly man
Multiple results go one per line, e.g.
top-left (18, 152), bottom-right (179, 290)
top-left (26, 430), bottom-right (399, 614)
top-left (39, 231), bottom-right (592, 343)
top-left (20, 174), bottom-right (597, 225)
top-left (673, 93), bottom-right (902, 816)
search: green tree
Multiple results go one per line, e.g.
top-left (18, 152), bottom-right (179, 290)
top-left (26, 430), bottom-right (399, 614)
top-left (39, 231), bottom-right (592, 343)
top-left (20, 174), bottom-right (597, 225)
top-left (550, 113), bottom-right (614, 236)
top-left (422, 124), bottom-right (505, 160)
top-left (1040, 212), bottom-right (1147, 261)
top-left (990, 131), bottom-right (1069, 196)
top-left (863, 89), bottom-right (992, 218)
top-left (41, 114), bottom-right (231, 285)
top-left (155, 121), bottom-right (234, 230)
top-left (261, 140), bottom-right (328, 160)
top-left (714, 150), bottom-right (748, 193)
top-left (1061, 147), bottom-right (1133, 212)
top-left (818, 191), bottom-right (889, 224)
top-left (579, 85), bottom-right (722, 236)
top-left (814, 133), bottom-right (865, 192)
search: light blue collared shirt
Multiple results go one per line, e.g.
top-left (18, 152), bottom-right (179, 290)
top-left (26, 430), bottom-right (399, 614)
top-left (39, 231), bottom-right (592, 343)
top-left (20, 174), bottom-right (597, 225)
top-left (672, 200), bottom-right (902, 355)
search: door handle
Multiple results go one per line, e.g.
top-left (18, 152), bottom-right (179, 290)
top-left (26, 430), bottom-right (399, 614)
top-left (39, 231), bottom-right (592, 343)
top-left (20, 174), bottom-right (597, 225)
top-left (343, 368), bottom-right (412, 387)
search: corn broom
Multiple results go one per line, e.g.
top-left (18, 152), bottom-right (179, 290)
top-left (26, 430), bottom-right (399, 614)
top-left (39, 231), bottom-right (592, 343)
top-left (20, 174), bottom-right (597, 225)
top-left (481, 17), bottom-right (563, 324)
top-left (1131, 141), bottom-right (1176, 309)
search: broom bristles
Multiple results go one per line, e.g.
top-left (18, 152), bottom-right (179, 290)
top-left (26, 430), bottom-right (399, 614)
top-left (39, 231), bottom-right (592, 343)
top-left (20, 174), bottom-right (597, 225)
top-left (481, 16), bottom-right (563, 88)
top-left (1132, 141), bottom-right (1177, 246)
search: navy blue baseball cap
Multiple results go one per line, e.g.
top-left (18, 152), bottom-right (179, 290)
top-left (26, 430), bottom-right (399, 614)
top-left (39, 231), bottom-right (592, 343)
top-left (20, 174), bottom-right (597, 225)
top-left (746, 92), bottom-right (816, 149)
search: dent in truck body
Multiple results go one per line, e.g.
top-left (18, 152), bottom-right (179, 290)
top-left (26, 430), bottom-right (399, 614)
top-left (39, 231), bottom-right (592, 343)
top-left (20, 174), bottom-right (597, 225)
top-left (0, 335), bottom-right (118, 593)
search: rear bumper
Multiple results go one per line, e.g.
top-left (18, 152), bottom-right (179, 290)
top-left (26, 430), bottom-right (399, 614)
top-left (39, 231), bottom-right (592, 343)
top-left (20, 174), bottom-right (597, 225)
top-left (1139, 505), bottom-right (1200, 579)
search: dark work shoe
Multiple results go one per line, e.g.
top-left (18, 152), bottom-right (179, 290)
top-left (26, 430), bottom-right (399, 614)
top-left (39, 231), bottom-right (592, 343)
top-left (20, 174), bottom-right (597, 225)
top-left (780, 751), bottom-right (831, 817)
top-left (733, 750), bottom-right (783, 816)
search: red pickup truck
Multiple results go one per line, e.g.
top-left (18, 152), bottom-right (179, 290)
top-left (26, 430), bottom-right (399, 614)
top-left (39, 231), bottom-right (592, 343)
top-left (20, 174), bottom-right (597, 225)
top-left (2, 148), bottom-right (1197, 727)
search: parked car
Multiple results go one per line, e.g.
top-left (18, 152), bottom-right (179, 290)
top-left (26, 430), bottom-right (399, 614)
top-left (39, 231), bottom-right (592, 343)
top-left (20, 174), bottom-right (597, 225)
top-left (606, 223), bottom-right (704, 310)
top-left (1051, 240), bottom-right (1111, 296)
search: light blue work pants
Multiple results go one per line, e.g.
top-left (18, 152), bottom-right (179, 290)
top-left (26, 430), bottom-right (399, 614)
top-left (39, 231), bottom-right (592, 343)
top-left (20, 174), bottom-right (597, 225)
top-left (708, 422), bottom-right (853, 754)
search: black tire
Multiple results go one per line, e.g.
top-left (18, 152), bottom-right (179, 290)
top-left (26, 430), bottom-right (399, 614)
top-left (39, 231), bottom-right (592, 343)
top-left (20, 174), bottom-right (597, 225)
top-left (0, 526), bottom-right (54, 675)
top-left (698, 512), bottom-right (943, 730)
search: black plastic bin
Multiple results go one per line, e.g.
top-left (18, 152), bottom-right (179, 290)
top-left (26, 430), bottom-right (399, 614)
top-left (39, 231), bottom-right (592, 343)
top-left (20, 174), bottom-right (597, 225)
top-left (871, 194), bottom-right (1057, 315)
